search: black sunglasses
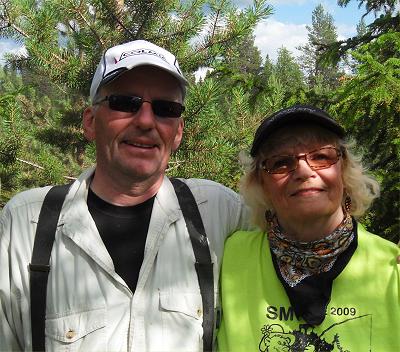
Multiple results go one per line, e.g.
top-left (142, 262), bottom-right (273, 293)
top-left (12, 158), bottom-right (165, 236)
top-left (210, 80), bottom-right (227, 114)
top-left (94, 95), bottom-right (185, 118)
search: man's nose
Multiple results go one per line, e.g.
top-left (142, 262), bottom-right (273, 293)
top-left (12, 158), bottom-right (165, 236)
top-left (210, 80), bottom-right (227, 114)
top-left (132, 101), bottom-right (156, 129)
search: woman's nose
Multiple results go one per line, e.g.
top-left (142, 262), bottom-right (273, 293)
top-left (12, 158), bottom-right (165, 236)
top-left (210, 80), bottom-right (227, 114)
top-left (293, 158), bottom-right (316, 179)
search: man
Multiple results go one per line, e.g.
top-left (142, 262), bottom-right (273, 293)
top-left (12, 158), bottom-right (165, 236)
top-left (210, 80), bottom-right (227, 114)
top-left (0, 40), bottom-right (249, 351)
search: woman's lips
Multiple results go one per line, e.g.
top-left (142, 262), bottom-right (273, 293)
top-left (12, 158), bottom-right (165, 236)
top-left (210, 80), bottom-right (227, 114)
top-left (291, 188), bottom-right (324, 196)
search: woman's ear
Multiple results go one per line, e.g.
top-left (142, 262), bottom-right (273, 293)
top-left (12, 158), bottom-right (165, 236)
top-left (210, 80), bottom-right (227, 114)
top-left (83, 106), bottom-right (96, 141)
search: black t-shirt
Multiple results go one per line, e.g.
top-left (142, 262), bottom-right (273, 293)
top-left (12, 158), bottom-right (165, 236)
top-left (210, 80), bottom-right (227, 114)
top-left (87, 188), bottom-right (155, 293)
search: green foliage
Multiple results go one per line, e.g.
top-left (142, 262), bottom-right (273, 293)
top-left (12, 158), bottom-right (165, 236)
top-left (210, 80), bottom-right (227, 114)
top-left (0, 66), bottom-right (84, 206)
top-left (274, 47), bottom-right (306, 98)
top-left (322, 2), bottom-right (400, 243)
top-left (337, 0), bottom-right (398, 16)
top-left (0, 0), bottom-right (271, 93)
top-left (0, 0), bottom-right (398, 243)
top-left (329, 31), bottom-right (400, 243)
top-left (320, 0), bottom-right (399, 65)
top-left (170, 79), bottom-right (264, 190)
top-left (0, 135), bottom-right (20, 165)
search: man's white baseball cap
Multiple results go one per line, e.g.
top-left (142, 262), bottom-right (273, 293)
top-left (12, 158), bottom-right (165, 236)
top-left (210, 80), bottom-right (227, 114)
top-left (90, 40), bottom-right (188, 102)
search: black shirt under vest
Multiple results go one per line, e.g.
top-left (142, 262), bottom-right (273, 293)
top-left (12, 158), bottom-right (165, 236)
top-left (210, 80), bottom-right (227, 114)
top-left (87, 188), bottom-right (155, 293)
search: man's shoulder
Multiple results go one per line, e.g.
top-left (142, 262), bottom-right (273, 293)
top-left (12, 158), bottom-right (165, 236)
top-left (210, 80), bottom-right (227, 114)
top-left (2, 168), bottom-right (91, 216)
top-left (165, 177), bottom-right (250, 234)
top-left (3, 186), bottom-right (52, 213)
top-left (0, 187), bottom-right (52, 237)
top-left (176, 178), bottom-right (239, 201)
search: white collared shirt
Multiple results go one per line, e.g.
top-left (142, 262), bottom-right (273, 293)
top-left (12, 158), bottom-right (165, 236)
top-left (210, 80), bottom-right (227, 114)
top-left (0, 168), bottom-right (250, 351)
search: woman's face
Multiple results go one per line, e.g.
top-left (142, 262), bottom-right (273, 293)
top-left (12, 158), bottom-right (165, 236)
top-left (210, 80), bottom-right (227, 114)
top-left (259, 127), bottom-right (345, 235)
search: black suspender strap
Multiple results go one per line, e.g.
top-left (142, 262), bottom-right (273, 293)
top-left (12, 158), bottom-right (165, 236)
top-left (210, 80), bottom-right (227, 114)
top-left (170, 178), bottom-right (214, 352)
top-left (29, 184), bottom-right (71, 352)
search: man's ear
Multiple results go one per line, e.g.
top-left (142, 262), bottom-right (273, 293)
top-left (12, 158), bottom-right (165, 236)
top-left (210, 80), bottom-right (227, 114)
top-left (83, 106), bottom-right (96, 141)
top-left (172, 118), bottom-right (184, 151)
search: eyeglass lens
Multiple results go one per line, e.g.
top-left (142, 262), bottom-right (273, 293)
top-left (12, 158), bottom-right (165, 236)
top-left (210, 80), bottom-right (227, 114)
top-left (107, 95), bottom-right (185, 118)
top-left (263, 147), bottom-right (340, 174)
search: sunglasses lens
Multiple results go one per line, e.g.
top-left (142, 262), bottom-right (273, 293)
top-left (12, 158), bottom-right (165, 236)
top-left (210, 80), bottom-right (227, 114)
top-left (307, 148), bottom-right (339, 169)
top-left (263, 147), bottom-right (341, 174)
top-left (106, 95), bottom-right (184, 117)
top-left (265, 156), bottom-right (297, 174)
top-left (152, 100), bottom-right (185, 118)
top-left (108, 95), bottom-right (142, 113)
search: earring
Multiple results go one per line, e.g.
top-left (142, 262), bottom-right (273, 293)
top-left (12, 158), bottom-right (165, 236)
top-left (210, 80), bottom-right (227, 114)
top-left (344, 196), bottom-right (352, 213)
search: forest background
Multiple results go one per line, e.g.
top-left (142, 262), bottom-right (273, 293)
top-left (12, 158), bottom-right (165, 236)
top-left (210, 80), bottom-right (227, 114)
top-left (0, 0), bottom-right (399, 243)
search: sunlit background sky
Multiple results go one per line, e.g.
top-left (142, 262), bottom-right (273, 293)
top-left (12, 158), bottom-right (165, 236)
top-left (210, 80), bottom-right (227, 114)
top-left (0, 1), bottom-right (374, 64)
top-left (237, 0), bottom-right (374, 61)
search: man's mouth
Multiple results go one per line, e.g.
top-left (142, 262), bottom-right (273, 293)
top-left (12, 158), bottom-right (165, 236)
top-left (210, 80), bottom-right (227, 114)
top-left (123, 141), bottom-right (157, 149)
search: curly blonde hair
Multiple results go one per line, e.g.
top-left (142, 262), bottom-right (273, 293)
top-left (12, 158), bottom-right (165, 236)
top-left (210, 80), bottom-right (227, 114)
top-left (240, 124), bottom-right (380, 231)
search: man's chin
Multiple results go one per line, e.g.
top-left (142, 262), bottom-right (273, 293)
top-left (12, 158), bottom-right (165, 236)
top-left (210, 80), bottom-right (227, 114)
top-left (119, 164), bottom-right (164, 182)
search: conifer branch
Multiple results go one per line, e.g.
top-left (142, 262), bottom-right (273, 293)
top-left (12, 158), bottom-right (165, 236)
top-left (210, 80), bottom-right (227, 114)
top-left (31, 46), bottom-right (68, 65)
top-left (16, 157), bottom-right (44, 170)
top-left (210, 7), bottom-right (222, 41)
top-left (166, 160), bottom-right (185, 172)
top-left (69, 0), bottom-right (105, 46)
top-left (15, 157), bottom-right (76, 180)
top-left (0, 16), bottom-right (68, 65)
top-left (8, 22), bottom-right (29, 39)
top-left (134, 3), bottom-right (153, 39)
top-left (100, 0), bottom-right (135, 37)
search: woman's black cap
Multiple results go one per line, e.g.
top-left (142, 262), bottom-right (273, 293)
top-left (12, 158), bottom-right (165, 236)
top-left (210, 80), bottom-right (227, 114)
top-left (250, 105), bottom-right (346, 157)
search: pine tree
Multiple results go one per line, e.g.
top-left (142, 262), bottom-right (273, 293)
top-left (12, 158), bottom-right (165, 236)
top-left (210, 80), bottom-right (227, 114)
top-left (173, 31), bottom-right (270, 189)
top-left (0, 0), bottom-right (272, 200)
top-left (274, 47), bottom-right (306, 103)
top-left (297, 4), bottom-right (341, 90)
top-left (356, 18), bottom-right (368, 37)
top-left (261, 55), bottom-right (274, 83)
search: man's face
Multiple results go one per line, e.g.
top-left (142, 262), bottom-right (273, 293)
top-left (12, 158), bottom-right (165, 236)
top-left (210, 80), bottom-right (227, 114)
top-left (83, 66), bottom-right (184, 187)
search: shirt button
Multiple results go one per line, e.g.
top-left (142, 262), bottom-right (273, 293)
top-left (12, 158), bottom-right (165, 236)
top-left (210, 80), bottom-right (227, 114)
top-left (66, 330), bottom-right (76, 339)
top-left (197, 308), bottom-right (202, 317)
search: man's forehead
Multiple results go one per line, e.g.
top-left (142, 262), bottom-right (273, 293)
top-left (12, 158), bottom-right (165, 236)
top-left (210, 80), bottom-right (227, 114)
top-left (101, 66), bottom-right (183, 96)
top-left (111, 65), bottom-right (180, 80)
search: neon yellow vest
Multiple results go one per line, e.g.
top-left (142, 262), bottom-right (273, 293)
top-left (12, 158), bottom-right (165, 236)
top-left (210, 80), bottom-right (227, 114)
top-left (217, 224), bottom-right (400, 352)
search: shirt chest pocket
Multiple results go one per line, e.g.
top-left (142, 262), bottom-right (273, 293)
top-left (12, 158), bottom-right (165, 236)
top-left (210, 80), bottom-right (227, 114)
top-left (158, 292), bottom-right (203, 351)
top-left (45, 307), bottom-right (106, 351)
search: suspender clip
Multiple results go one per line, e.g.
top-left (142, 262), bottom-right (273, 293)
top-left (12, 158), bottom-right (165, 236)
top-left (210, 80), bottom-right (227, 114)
top-left (29, 263), bottom-right (51, 272)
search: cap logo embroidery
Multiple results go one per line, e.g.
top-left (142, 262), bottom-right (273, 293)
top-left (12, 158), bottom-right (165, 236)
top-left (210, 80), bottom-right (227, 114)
top-left (119, 48), bottom-right (168, 64)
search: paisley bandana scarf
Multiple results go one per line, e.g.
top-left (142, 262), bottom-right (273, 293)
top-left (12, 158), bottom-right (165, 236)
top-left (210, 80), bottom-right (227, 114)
top-left (268, 213), bottom-right (354, 288)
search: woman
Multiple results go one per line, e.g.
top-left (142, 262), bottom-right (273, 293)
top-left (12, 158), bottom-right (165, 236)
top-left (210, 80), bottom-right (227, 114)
top-left (217, 105), bottom-right (399, 351)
